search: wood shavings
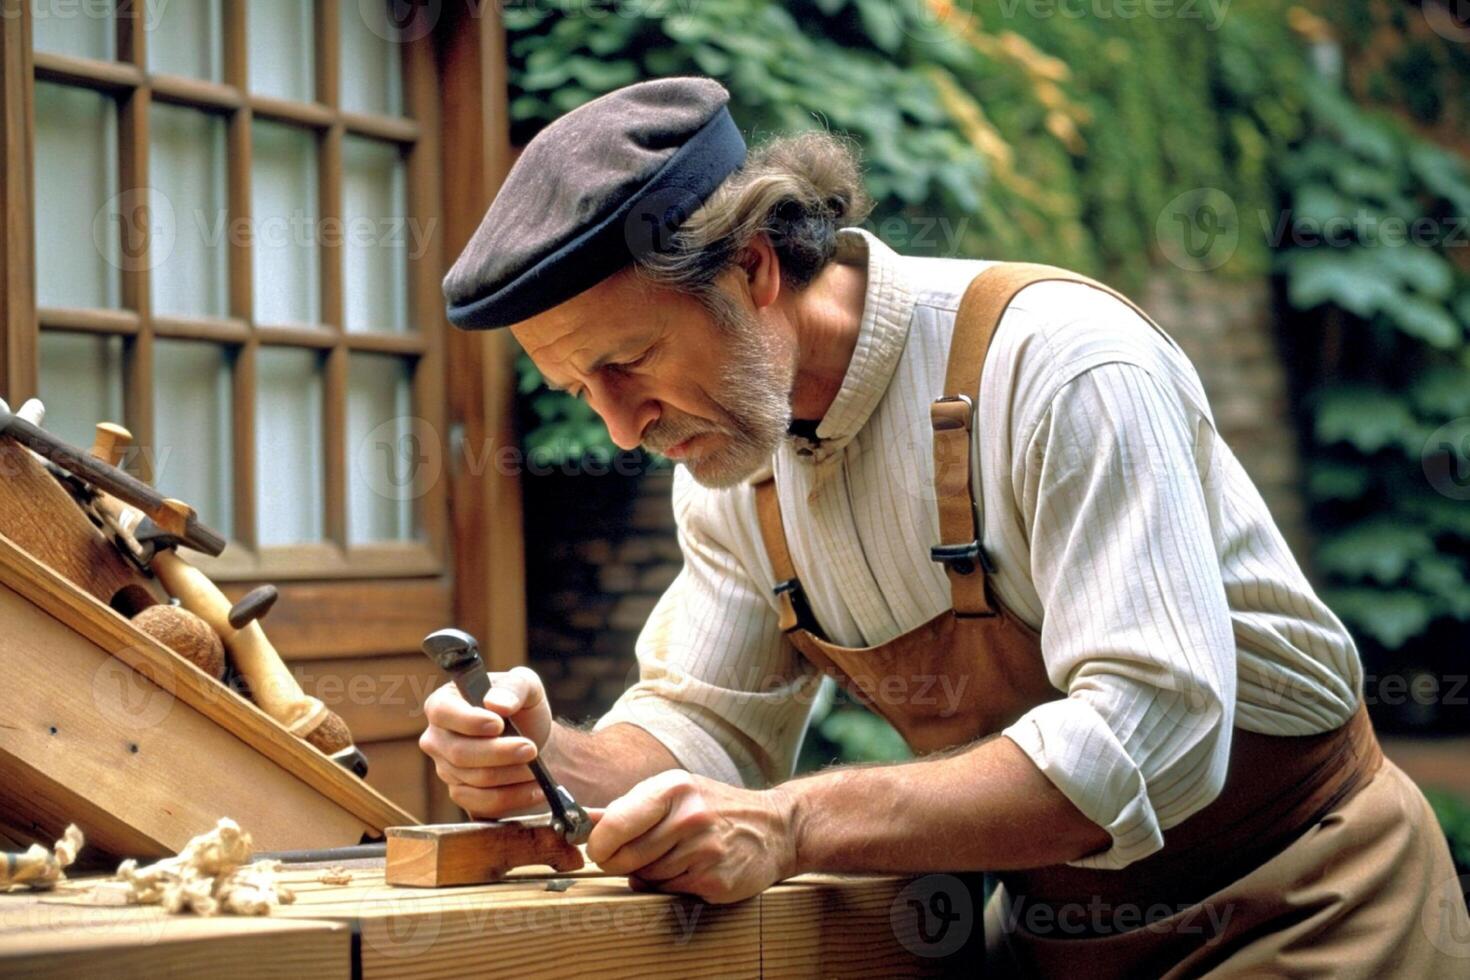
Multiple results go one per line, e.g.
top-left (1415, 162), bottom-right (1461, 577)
top-left (0, 824), bottom-right (84, 891)
top-left (317, 867), bottom-right (353, 885)
top-left (114, 818), bottom-right (295, 916)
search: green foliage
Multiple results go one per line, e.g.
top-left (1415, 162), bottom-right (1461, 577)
top-left (796, 680), bottom-right (911, 772)
top-left (1426, 789), bottom-right (1470, 878)
top-left (515, 351), bottom-right (635, 466)
top-left (1250, 58), bottom-right (1470, 653)
top-left (503, 0), bottom-right (1301, 462)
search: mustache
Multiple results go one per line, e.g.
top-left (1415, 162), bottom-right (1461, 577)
top-left (641, 411), bottom-right (730, 455)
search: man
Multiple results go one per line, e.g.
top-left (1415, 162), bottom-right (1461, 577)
top-left (421, 77), bottom-right (1468, 974)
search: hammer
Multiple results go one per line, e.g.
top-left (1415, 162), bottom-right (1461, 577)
top-left (422, 628), bottom-right (592, 845)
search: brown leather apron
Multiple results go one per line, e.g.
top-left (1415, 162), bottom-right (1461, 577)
top-left (751, 264), bottom-right (1424, 975)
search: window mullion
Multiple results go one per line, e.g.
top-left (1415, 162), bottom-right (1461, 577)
top-left (0, 0), bottom-right (38, 401)
top-left (118, 74), bottom-right (153, 482)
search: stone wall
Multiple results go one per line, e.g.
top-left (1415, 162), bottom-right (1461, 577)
top-left (527, 272), bottom-right (1309, 724)
top-left (524, 466), bottom-right (680, 725)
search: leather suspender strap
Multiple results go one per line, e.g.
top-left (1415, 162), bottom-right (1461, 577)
top-left (752, 262), bottom-right (1173, 629)
top-left (754, 477), bottom-right (822, 636)
top-left (935, 262), bottom-right (1173, 617)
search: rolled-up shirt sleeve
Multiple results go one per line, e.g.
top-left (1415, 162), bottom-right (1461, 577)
top-left (595, 468), bottom-right (821, 789)
top-left (1000, 361), bottom-right (1237, 870)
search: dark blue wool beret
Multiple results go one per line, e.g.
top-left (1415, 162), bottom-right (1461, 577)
top-left (442, 77), bottom-right (748, 330)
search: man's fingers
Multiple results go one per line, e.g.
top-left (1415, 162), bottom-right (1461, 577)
top-left (420, 726), bottom-right (538, 770)
top-left (434, 760), bottom-right (536, 790)
top-left (588, 771), bottom-right (713, 873)
top-left (586, 778), bottom-right (676, 866)
top-left (622, 834), bottom-right (712, 884)
top-left (423, 682), bottom-right (505, 737)
top-left (447, 780), bottom-right (548, 820)
top-left (483, 665), bottom-right (546, 717)
top-left (592, 822), bottom-right (682, 876)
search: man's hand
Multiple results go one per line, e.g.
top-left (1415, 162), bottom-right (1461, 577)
top-left (419, 666), bottom-right (554, 819)
top-left (587, 770), bottom-right (797, 905)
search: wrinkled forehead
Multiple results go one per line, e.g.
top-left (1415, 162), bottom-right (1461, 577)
top-left (511, 269), bottom-right (710, 372)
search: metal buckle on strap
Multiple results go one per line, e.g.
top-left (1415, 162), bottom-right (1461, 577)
top-left (773, 578), bottom-right (823, 635)
top-left (930, 393), bottom-right (973, 431)
top-left (930, 540), bottom-right (995, 576)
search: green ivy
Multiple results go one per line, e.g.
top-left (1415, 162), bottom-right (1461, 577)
top-left (1428, 788), bottom-right (1470, 877)
top-left (1250, 62), bottom-right (1470, 654)
top-left (503, 0), bottom-right (1289, 461)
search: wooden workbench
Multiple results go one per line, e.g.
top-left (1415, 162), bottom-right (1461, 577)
top-left (0, 858), bottom-right (984, 977)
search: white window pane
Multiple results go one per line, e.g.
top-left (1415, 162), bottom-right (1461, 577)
top-left (153, 340), bottom-right (233, 539)
top-left (347, 354), bottom-right (415, 543)
top-left (343, 137), bottom-right (408, 333)
top-left (341, 1), bottom-right (404, 117)
top-left (247, 0), bottom-right (315, 102)
top-left (34, 82), bottom-right (120, 310)
top-left (251, 121), bottom-right (320, 325)
top-left (146, 0), bottom-right (223, 81)
top-left (255, 347), bottom-right (323, 545)
top-left (31, 0), bottom-right (114, 60)
top-left (150, 105), bottom-right (228, 318)
top-left (37, 332), bottom-right (124, 451)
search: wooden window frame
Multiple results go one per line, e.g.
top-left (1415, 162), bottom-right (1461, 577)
top-left (3, 0), bottom-right (448, 583)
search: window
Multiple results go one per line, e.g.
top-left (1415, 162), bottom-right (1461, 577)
top-left (18, 0), bottom-right (446, 580)
top-left (3, 0), bottom-right (516, 825)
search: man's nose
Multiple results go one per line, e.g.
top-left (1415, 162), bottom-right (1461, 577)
top-left (589, 384), bottom-right (658, 450)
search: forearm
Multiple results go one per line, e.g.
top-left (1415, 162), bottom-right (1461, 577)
top-left (783, 734), bottom-right (1112, 874)
top-left (542, 720), bottom-right (682, 807)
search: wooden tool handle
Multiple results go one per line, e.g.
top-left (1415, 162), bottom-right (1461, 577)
top-left (150, 549), bottom-right (329, 738)
top-left (0, 408), bottom-right (225, 555)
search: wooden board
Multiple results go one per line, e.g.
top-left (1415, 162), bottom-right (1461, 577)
top-left (0, 865), bottom-right (959, 979)
top-left (0, 584), bottom-right (374, 856)
top-left (0, 900), bottom-right (348, 980)
top-left (0, 436), bottom-right (160, 612)
top-left (760, 874), bottom-right (977, 977)
top-left (278, 867), bottom-right (761, 979)
top-left (218, 579), bottom-right (453, 661)
top-left (385, 821), bottom-right (584, 887)
top-left (0, 530), bottom-right (416, 856)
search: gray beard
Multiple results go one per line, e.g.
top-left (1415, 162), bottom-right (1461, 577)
top-left (642, 291), bottom-right (795, 489)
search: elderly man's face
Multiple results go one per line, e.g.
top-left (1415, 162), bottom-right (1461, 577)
top-left (511, 269), bottom-right (796, 488)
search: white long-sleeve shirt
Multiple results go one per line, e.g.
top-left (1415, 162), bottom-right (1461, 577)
top-left (595, 229), bottom-right (1363, 870)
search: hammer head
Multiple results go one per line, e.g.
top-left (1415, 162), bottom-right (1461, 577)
top-left (421, 628), bottom-right (483, 674)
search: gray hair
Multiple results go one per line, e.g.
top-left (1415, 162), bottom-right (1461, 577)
top-left (634, 131), bottom-right (872, 303)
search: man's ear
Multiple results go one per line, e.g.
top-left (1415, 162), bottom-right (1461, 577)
top-left (741, 234), bottom-right (782, 310)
